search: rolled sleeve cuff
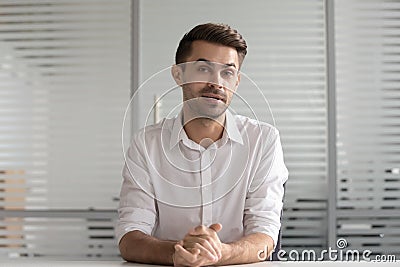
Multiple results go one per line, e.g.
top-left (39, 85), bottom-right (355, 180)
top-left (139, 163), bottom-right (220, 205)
top-left (244, 222), bottom-right (280, 249)
top-left (244, 203), bottom-right (282, 249)
top-left (115, 207), bottom-right (156, 244)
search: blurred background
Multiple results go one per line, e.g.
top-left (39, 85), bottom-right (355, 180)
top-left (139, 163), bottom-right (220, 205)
top-left (0, 0), bottom-right (399, 261)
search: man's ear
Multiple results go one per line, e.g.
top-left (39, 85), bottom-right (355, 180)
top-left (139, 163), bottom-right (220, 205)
top-left (171, 64), bottom-right (183, 86)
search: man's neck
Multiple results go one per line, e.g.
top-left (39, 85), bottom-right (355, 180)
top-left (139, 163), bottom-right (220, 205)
top-left (182, 108), bottom-right (226, 147)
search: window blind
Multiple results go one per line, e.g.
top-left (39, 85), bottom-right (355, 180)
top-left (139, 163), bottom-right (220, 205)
top-left (0, 0), bottom-right (130, 259)
top-left (0, 0), bottom-right (130, 210)
top-left (138, 0), bottom-right (328, 253)
top-left (0, 213), bottom-right (118, 259)
top-left (335, 0), bottom-right (400, 256)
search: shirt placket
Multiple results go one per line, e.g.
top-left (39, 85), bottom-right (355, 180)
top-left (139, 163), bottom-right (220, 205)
top-left (200, 150), bottom-right (213, 226)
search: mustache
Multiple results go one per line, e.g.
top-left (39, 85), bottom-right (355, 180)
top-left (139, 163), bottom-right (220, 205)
top-left (199, 87), bottom-right (227, 99)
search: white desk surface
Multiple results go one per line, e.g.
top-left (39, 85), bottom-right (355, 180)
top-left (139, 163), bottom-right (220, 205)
top-left (0, 260), bottom-right (398, 267)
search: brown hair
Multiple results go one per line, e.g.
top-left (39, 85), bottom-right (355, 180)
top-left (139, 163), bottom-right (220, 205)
top-left (175, 23), bottom-right (247, 68)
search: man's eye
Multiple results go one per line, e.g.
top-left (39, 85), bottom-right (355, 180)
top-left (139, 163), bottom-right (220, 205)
top-left (198, 66), bottom-right (210, 73)
top-left (222, 70), bottom-right (235, 77)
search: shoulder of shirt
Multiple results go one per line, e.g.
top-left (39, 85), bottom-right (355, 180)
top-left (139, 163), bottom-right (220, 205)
top-left (233, 114), bottom-right (280, 136)
top-left (132, 117), bottom-right (173, 141)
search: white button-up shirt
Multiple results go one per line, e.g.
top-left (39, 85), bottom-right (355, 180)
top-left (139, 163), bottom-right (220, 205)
top-left (116, 110), bottom-right (288, 247)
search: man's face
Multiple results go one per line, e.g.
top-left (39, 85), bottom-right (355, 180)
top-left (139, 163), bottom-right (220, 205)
top-left (175, 40), bottom-right (241, 119)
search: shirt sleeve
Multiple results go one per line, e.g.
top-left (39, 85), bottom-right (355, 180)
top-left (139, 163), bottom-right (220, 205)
top-left (115, 132), bottom-right (157, 244)
top-left (243, 128), bottom-right (288, 248)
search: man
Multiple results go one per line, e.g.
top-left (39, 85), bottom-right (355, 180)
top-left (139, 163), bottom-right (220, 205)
top-left (117, 23), bottom-right (288, 266)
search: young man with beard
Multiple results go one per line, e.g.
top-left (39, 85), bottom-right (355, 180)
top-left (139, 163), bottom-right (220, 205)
top-left (117, 23), bottom-right (288, 266)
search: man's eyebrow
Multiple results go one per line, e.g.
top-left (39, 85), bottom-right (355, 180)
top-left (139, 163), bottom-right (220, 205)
top-left (195, 58), bottom-right (237, 69)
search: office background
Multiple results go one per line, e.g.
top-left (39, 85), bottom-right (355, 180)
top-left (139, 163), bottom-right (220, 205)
top-left (0, 0), bottom-right (399, 260)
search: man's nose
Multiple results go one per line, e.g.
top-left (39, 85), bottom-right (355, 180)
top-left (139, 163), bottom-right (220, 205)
top-left (207, 72), bottom-right (224, 89)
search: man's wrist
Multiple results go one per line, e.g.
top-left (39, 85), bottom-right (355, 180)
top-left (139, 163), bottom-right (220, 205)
top-left (218, 243), bottom-right (232, 265)
top-left (171, 241), bottom-right (179, 266)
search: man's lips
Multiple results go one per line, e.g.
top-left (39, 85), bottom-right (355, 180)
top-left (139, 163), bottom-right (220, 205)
top-left (201, 93), bottom-right (226, 103)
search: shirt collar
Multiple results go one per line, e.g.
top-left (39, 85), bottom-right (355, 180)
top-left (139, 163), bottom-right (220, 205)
top-left (169, 109), bottom-right (244, 149)
top-left (225, 109), bottom-right (244, 145)
top-left (169, 111), bottom-right (185, 149)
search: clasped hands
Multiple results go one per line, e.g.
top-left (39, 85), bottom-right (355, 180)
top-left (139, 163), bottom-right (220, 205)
top-left (173, 223), bottom-right (226, 267)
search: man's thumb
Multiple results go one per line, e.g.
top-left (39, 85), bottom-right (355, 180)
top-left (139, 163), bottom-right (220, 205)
top-left (209, 223), bottom-right (222, 232)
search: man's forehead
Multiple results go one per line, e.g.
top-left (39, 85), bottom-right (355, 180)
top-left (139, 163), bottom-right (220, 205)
top-left (188, 40), bottom-right (239, 67)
